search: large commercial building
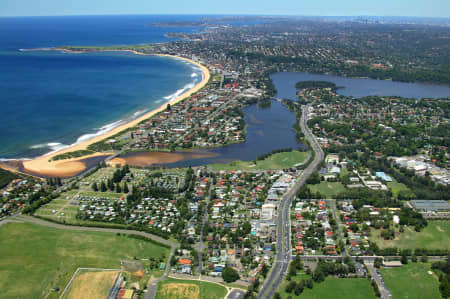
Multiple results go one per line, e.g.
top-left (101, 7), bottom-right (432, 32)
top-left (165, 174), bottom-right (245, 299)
top-left (410, 200), bottom-right (450, 212)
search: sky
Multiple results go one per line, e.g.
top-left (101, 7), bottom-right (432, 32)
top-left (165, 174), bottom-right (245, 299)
top-left (1, 0), bottom-right (450, 18)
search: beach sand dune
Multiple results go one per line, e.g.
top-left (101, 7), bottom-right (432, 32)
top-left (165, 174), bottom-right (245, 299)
top-left (18, 53), bottom-right (210, 178)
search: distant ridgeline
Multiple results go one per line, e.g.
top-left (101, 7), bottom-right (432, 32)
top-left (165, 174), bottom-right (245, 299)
top-left (295, 81), bottom-right (338, 90)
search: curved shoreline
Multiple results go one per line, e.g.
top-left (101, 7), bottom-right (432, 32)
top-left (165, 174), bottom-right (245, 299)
top-left (9, 50), bottom-right (210, 178)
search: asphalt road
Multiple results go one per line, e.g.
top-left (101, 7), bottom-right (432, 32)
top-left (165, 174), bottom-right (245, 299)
top-left (227, 289), bottom-right (246, 299)
top-left (13, 214), bottom-right (176, 248)
top-left (258, 105), bottom-right (324, 299)
top-left (327, 199), bottom-right (348, 257)
top-left (366, 263), bottom-right (391, 299)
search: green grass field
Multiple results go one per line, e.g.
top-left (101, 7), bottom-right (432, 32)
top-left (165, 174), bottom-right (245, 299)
top-left (277, 272), bottom-right (376, 299)
top-left (380, 263), bottom-right (441, 299)
top-left (387, 178), bottom-right (410, 197)
top-left (0, 222), bottom-right (169, 299)
top-left (210, 151), bottom-right (310, 171)
top-left (308, 181), bottom-right (346, 199)
top-left (371, 220), bottom-right (450, 249)
top-left (156, 277), bottom-right (227, 299)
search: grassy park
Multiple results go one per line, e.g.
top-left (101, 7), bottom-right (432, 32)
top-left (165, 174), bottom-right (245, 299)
top-left (308, 181), bottom-right (346, 199)
top-left (277, 271), bottom-right (376, 299)
top-left (380, 262), bottom-right (441, 299)
top-left (210, 150), bottom-right (310, 171)
top-left (371, 220), bottom-right (450, 249)
top-left (0, 222), bottom-right (169, 299)
top-left (156, 278), bottom-right (228, 299)
top-left (387, 178), bottom-right (410, 197)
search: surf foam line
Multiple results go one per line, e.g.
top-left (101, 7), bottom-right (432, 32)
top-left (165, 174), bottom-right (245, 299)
top-left (164, 81), bottom-right (196, 102)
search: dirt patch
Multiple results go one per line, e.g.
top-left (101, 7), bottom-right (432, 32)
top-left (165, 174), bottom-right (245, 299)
top-left (65, 270), bottom-right (119, 299)
top-left (436, 225), bottom-right (444, 232)
top-left (133, 269), bottom-right (145, 278)
top-left (121, 260), bottom-right (143, 273)
top-left (160, 283), bottom-right (200, 299)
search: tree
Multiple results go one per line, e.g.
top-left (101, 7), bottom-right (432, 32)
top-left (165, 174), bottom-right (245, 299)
top-left (123, 182), bottom-right (129, 193)
top-left (412, 254), bottom-right (418, 263)
top-left (170, 255), bottom-right (177, 266)
top-left (313, 269), bottom-right (325, 282)
top-left (92, 182), bottom-right (98, 192)
top-left (222, 266), bottom-right (240, 283)
top-left (440, 277), bottom-right (450, 298)
top-left (294, 281), bottom-right (304, 296)
top-left (374, 257), bottom-right (383, 268)
top-left (116, 183), bottom-right (122, 193)
top-left (306, 279), bottom-right (313, 289)
top-left (167, 103), bottom-right (171, 111)
top-left (273, 293), bottom-right (281, 299)
top-left (288, 263), bottom-right (297, 277)
top-left (108, 178), bottom-right (114, 190)
top-left (100, 181), bottom-right (107, 192)
top-left (241, 221), bottom-right (251, 235)
top-left (421, 254), bottom-right (429, 263)
top-left (285, 281), bottom-right (296, 293)
top-left (261, 263), bottom-right (269, 278)
top-left (401, 254), bottom-right (408, 265)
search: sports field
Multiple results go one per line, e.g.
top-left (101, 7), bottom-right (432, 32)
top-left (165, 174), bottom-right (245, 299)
top-left (64, 270), bottom-right (119, 299)
top-left (308, 181), bottom-right (346, 198)
top-left (210, 151), bottom-right (310, 171)
top-left (380, 262), bottom-right (441, 299)
top-left (371, 220), bottom-right (450, 249)
top-left (156, 278), bottom-right (227, 299)
top-left (0, 222), bottom-right (169, 299)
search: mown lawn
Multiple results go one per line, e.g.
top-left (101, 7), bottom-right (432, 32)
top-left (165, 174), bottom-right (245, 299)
top-left (308, 181), bottom-right (346, 199)
top-left (387, 178), bottom-right (410, 197)
top-left (371, 220), bottom-right (450, 249)
top-left (380, 262), bottom-right (441, 299)
top-left (0, 222), bottom-right (169, 299)
top-left (210, 151), bottom-right (310, 171)
top-left (156, 277), bottom-right (227, 299)
top-left (277, 272), bottom-right (376, 299)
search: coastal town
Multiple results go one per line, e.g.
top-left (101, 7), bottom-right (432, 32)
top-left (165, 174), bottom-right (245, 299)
top-left (0, 14), bottom-right (449, 299)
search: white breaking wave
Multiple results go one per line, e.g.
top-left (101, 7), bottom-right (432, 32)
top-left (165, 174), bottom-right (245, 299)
top-left (191, 72), bottom-right (198, 78)
top-left (0, 158), bottom-right (32, 161)
top-left (163, 82), bottom-right (196, 102)
top-left (75, 120), bottom-right (125, 144)
top-left (133, 109), bottom-right (147, 117)
top-left (21, 119), bottom-right (125, 159)
top-left (30, 142), bottom-right (69, 152)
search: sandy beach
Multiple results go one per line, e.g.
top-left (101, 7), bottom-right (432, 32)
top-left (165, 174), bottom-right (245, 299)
top-left (17, 51), bottom-right (210, 178)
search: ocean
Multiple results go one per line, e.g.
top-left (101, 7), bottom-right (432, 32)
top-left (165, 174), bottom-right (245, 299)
top-left (0, 15), bottom-right (206, 159)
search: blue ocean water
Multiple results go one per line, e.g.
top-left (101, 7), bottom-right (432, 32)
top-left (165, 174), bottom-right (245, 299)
top-left (0, 15), bottom-right (205, 159)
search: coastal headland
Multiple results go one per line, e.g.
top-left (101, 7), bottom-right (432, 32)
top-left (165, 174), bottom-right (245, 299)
top-left (2, 49), bottom-right (210, 178)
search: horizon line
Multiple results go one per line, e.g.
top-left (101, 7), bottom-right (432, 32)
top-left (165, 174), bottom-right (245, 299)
top-left (1, 13), bottom-right (449, 19)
